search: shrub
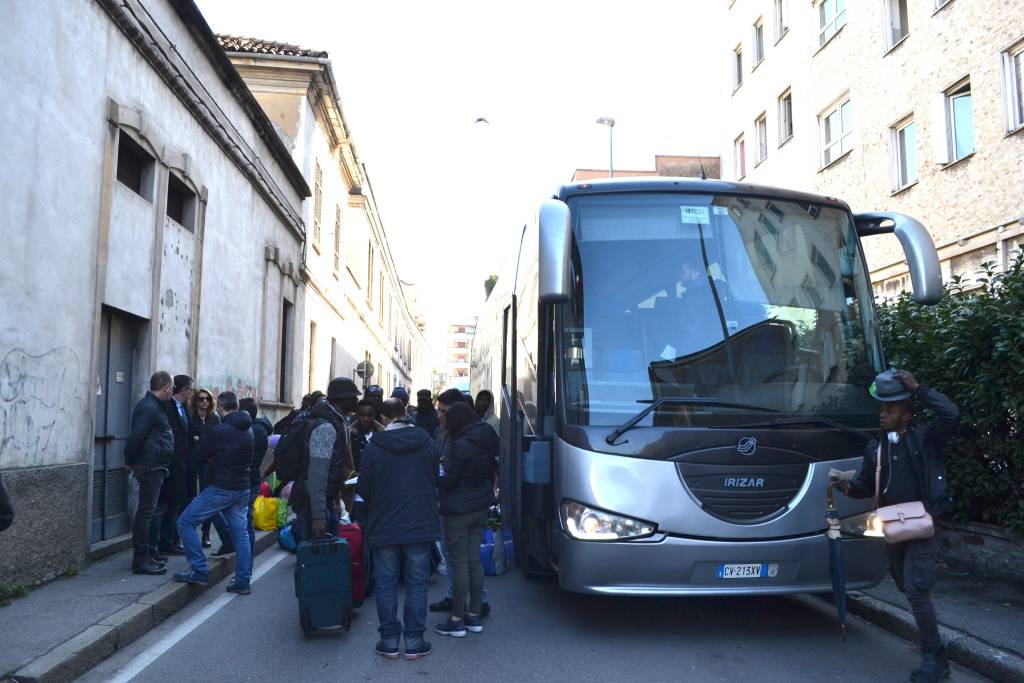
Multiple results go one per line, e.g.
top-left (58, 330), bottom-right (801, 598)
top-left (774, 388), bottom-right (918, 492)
top-left (876, 254), bottom-right (1024, 531)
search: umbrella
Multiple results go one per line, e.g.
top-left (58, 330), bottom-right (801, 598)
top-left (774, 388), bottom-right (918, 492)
top-left (826, 479), bottom-right (848, 641)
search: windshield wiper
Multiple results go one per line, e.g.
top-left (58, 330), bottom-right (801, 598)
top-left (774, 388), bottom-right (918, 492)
top-left (605, 397), bottom-right (777, 446)
top-left (730, 416), bottom-right (870, 441)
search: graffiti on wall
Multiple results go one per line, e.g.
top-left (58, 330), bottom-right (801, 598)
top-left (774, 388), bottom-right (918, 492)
top-left (198, 374), bottom-right (258, 400)
top-left (0, 329), bottom-right (85, 468)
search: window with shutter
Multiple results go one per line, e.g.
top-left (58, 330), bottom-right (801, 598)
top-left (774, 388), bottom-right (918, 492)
top-left (313, 162), bottom-right (323, 249)
top-left (333, 204), bottom-right (342, 272)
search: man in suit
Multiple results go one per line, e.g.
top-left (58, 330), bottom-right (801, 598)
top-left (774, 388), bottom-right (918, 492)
top-left (150, 374), bottom-right (193, 558)
top-left (125, 371), bottom-right (175, 574)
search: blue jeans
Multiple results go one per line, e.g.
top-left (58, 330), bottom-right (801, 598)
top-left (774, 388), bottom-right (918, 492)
top-left (441, 515), bottom-right (489, 603)
top-left (177, 486), bottom-right (252, 585)
top-left (372, 542), bottom-right (432, 645)
top-left (245, 484), bottom-right (259, 561)
top-left (198, 464), bottom-right (232, 547)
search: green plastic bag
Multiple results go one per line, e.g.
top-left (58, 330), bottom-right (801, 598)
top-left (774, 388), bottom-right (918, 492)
top-left (266, 472), bottom-right (280, 492)
top-left (276, 497), bottom-right (288, 529)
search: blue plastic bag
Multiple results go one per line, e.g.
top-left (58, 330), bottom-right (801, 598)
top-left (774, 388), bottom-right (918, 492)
top-left (480, 527), bottom-right (514, 576)
top-left (278, 519), bottom-right (301, 553)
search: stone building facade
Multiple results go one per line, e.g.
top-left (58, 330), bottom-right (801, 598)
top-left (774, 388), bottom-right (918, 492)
top-left (221, 37), bottom-right (433, 398)
top-left (0, 0), bottom-right (308, 585)
top-left (721, 0), bottom-right (1024, 294)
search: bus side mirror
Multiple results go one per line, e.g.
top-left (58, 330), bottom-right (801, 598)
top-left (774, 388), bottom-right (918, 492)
top-left (854, 212), bottom-right (943, 305)
top-left (539, 199), bottom-right (572, 303)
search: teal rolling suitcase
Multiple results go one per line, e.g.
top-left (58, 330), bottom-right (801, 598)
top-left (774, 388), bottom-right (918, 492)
top-left (294, 537), bottom-right (353, 636)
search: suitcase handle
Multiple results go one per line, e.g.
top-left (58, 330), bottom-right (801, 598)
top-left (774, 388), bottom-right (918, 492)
top-left (309, 536), bottom-right (347, 554)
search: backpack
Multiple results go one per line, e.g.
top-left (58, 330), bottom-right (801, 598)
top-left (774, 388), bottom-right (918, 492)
top-left (273, 417), bottom-right (317, 483)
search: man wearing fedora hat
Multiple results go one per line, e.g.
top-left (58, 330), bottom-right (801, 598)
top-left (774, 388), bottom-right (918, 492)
top-left (290, 377), bottom-right (360, 539)
top-left (836, 369), bottom-right (959, 683)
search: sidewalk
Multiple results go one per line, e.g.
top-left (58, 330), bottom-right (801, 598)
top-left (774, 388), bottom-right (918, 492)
top-left (1, 530), bottom-right (278, 683)
top-left (846, 568), bottom-right (1024, 682)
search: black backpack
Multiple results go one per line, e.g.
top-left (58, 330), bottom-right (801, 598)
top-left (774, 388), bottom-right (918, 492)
top-left (273, 418), bottom-right (318, 483)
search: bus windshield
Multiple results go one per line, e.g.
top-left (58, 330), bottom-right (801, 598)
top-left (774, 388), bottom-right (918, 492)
top-left (561, 192), bottom-right (883, 429)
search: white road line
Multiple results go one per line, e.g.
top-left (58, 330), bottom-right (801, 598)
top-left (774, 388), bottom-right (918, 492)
top-left (107, 548), bottom-right (291, 683)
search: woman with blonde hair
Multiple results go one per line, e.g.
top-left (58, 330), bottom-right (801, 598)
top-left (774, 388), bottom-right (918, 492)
top-left (189, 387), bottom-right (222, 549)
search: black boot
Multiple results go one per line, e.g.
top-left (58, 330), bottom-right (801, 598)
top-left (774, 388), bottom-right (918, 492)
top-left (201, 531), bottom-right (211, 549)
top-left (912, 646), bottom-right (950, 683)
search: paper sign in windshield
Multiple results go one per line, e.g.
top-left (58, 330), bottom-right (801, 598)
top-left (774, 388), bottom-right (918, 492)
top-left (680, 206), bottom-right (710, 224)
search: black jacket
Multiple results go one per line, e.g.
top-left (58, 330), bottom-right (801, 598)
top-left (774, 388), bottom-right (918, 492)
top-left (847, 386), bottom-right (959, 515)
top-left (125, 392), bottom-right (174, 469)
top-left (440, 422), bottom-right (498, 515)
top-left (189, 412), bottom-right (220, 457)
top-left (250, 416), bottom-right (273, 487)
top-left (357, 425), bottom-right (441, 548)
top-left (415, 407), bottom-right (440, 439)
top-left (160, 399), bottom-right (192, 503)
top-left (0, 471), bottom-right (12, 532)
top-left (194, 411), bottom-right (254, 491)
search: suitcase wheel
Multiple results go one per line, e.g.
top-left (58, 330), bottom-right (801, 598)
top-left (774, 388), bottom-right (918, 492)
top-left (343, 605), bottom-right (353, 631)
top-left (301, 610), bottom-right (312, 638)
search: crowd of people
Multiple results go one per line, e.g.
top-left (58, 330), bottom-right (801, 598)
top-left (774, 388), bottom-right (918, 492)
top-left (124, 369), bottom-right (502, 659)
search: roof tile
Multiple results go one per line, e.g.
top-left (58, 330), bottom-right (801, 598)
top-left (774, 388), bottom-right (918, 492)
top-left (216, 34), bottom-right (327, 59)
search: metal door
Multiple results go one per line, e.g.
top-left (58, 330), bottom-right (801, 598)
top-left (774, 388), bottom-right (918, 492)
top-left (91, 310), bottom-right (135, 542)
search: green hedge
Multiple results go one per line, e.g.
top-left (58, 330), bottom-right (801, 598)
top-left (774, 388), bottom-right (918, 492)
top-left (876, 254), bottom-right (1024, 531)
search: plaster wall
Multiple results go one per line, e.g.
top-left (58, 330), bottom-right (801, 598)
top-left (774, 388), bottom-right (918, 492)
top-left (106, 183), bottom-right (158, 318)
top-left (0, 0), bottom-right (306, 585)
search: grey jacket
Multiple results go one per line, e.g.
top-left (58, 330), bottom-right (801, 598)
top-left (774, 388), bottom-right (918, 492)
top-left (125, 392), bottom-right (174, 469)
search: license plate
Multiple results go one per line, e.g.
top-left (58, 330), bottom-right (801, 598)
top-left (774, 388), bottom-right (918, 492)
top-left (717, 563), bottom-right (766, 579)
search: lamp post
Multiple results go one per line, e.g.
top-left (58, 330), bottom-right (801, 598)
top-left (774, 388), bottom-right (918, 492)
top-left (596, 117), bottom-right (615, 177)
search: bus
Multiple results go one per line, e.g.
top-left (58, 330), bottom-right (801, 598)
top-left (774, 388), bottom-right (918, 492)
top-left (470, 177), bottom-right (942, 595)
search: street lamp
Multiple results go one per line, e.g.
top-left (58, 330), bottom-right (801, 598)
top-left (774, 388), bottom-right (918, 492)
top-left (596, 117), bottom-right (615, 178)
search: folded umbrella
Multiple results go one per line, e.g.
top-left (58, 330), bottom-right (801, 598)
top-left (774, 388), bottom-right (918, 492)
top-left (827, 479), bottom-right (848, 641)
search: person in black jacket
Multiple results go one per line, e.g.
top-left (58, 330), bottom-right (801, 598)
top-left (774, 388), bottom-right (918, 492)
top-left (174, 391), bottom-right (255, 593)
top-left (0, 471), bottom-right (13, 533)
top-left (357, 398), bottom-right (440, 661)
top-left (240, 397), bottom-right (272, 560)
top-left (414, 389), bottom-right (440, 436)
top-left (434, 401), bottom-right (498, 639)
top-left (125, 371), bottom-right (175, 575)
top-left (836, 369), bottom-right (959, 683)
top-left (151, 375), bottom-right (194, 558)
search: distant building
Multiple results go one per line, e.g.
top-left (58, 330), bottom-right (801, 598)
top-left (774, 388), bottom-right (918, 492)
top-left (220, 36), bottom-right (432, 396)
top-left (445, 320), bottom-right (477, 392)
top-left (720, 0), bottom-right (1024, 296)
top-left (572, 154), bottom-right (721, 182)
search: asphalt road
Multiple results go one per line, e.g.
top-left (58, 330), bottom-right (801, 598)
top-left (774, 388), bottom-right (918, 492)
top-left (81, 548), bottom-right (988, 682)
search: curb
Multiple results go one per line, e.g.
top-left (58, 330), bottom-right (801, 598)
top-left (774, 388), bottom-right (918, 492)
top-left (11, 531), bottom-right (280, 683)
top-left (842, 591), bottom-right (1024, 683)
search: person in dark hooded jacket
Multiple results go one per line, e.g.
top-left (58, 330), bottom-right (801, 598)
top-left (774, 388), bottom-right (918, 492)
top-left (174, 391), bottom-right (255, 594)
top-left (434, 401), bottom-right (498, 639)
top-left (414, 389), bottom-right (440, 436)
top-left (357, 398), bottom-right (440, 661)
top-left (241, 397), bottom-right (273, 559)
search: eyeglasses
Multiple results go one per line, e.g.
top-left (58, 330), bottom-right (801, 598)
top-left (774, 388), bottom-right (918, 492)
top-left (198, 396), bottom-right (211, 403)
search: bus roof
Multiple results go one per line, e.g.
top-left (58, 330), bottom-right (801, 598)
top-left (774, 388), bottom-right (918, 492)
top-left (556, 177), bottom-right (851, 210)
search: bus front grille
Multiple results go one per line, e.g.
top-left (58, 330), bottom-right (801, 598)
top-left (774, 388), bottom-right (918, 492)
top-left (677, 463), bottom-right (808, 524)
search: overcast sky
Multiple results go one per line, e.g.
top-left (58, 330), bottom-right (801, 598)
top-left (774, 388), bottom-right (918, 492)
top-left (196, 0), bottom-right (726, 355)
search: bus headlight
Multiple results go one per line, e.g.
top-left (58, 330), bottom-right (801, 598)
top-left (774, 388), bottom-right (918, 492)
top-left (839, 511), bottom-right (885, 538)
top-left (560, 501), bottom-right (656, 541)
